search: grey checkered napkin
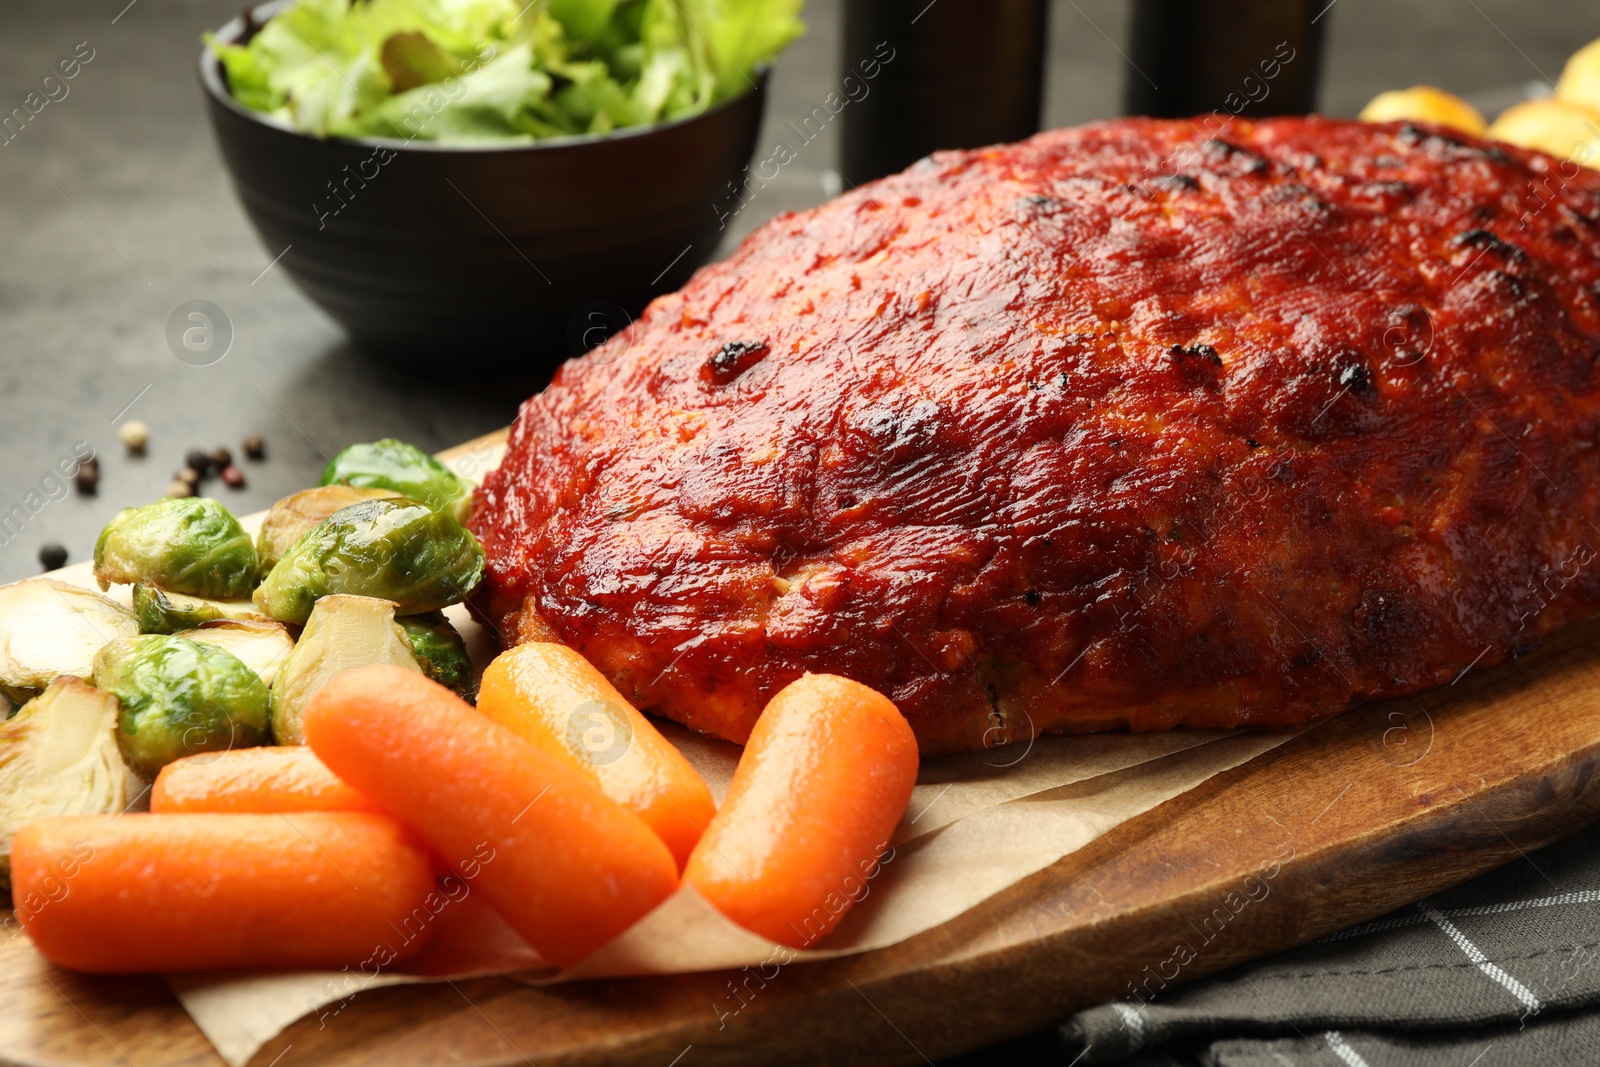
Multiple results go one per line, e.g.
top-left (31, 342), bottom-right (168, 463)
top-left (1059, 820), bottom-right (1600, 1065)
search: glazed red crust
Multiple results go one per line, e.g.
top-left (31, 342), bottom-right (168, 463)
top-left (472, 116), bottom-right (1600, 753)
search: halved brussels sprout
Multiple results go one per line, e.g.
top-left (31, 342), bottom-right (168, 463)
top-left (256, 485), bottom-right (401, 576)
top-left (179, 621), bottom-right (295, 687)
top-left (94, 498), bottom-right (258, 599)
top-left (398, 612), bottom-right (475, 701)
top-left (253, 498), bottom-right (485, 625)
top-left (320, 439), bottom-right (471, 522)
top-left (131, 584), bottom-right (275, 635)
top-left (0, 578), bottom-right (139, 693)
top-left (0, 677), bottom-right (128, 890)
top-left (270, 594), bottom-right (421, 744)
top-left (93, 634), bottom-right (271, 779)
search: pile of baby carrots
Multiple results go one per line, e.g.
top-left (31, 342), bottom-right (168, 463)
top-left (13, 644), bottom-right (919, 974)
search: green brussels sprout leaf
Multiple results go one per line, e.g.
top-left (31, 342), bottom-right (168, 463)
top-left (256, 485), bottom-right (402, 576)
top-left (254, 497), bottom-right (485, 625)
top-left (320, 439), bottom-right (471, 522)
top-left (94, 498), bottom-right (259, 599)
top-left (93, 634), bottom-right (271, 779)
top-left (131, 584), bottom-right (275, 635)
top-left (397, 611), bottom-right (476, 701)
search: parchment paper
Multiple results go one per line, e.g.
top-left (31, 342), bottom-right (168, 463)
top-left (165, 728), bottom-right (1291, 1066)
top-left (34, 444), bottom-right (1298, 1063)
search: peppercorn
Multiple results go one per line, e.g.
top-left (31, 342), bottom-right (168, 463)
top-left (74, 464), bottom-right (99, 495)
top-left (165, 479), bottom-right (194, 498)
top-left (242, 434), bottom-right (265, 460)
top-left (220, 465), bottom-right (246, 489)
top-left (176, 468), bottom-right (200, 487)
top-left (185, 449), bottom-right (215, 475)
top-left (211, 446), bottom-right (233, 469)
top-left (118, 420), bottom-right (149, 454)
top-left (38, 543), bottom-right (67, 571)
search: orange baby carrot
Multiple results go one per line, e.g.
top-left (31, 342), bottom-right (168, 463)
top-left (684, 673), bottom-right (919, 949)
top-left (14, 812), bottom-right (436, 974)
top-left (476, 642), bottom-right (716, 869)
top-left (152, 746), bottom-right (377, 814)
top-left (302, 664), bottom-right (679, 969)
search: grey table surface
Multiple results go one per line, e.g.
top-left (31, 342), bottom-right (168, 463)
top-left (3, 0), bottom-right (1600, 1063)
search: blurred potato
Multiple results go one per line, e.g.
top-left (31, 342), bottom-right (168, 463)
top-left (1488, 98), bottom-right (1600, 169)
top-left (1557, 37), bottom-right (1600, 114)
top-left (1359, 86), bottom-right (1487, 136)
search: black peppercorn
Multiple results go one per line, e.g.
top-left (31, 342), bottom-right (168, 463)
top-left (38, 543), bottom-right (67, 570)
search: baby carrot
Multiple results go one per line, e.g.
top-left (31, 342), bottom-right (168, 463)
top-left (302, 665), bottom-right (679, 969)
top-left (14, 812), bottom-right (436, 974)
top-left (151, 746), bottom-right (376, 815)
top-left (476, 642), bottom-right (716, 869)
top-left (684, 673), bottom-right (918, 949)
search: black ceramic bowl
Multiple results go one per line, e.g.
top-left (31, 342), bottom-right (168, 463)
top-left (200, 8), bottom-right (766, 369)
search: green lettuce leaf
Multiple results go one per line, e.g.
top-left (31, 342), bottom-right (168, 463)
top-left (204, 0), bottom-right (803, 142)
top-left (346, 41), bottom-right (555, 141)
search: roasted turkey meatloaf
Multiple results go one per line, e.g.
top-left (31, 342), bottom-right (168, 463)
top-left (471, 116), bottom-right (1600, 754)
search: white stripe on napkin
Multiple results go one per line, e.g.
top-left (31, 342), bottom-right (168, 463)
top-left (1418, 901), bottom-right (1542, 1012)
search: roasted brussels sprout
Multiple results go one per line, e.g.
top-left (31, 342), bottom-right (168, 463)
top-left (253, 498), bottom-right (485, 625)
top-left (320, 439), bottom-right (471, 522)
top-left (398, 612), bottom-right (475, 700)
top-left (93, 635), bottom-right (271, 778)
top-left (269, 595), bottom-right (421, 744)
top-left (256, 485), bottom-right (401, 575)
top-left (0, 578), bottom-right (139, 693)
top-left (94, 498), bottom-right (258, 599)
top-left (179, 621), bottom-right (295, 687)
top-left (0, 677), bottom-right (129, 889)
top-left (131, 584), bottom-right (274, 635)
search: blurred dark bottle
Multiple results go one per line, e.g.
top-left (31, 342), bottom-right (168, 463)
top-left (1124, 0), bottom-right (1326, 118)
top-left (839, 0), bottom-right (1049, 187)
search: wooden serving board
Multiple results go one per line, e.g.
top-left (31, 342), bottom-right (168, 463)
top-left (4, 431), bottom-right (1600, 1066)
